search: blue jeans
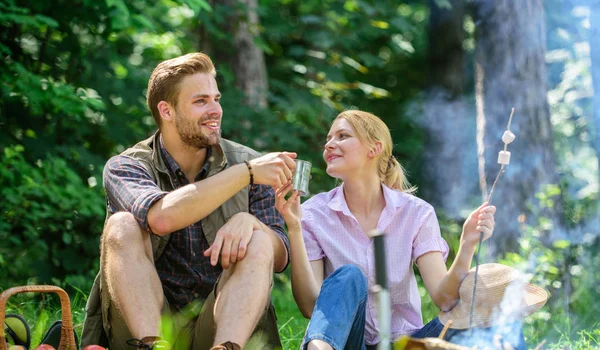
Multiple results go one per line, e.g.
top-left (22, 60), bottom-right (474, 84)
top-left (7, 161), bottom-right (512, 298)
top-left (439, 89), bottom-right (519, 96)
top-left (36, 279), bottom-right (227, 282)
top-left (302, 264), bottom-right (368, 350)
top-left (303, 266), bottom-right (527, 350)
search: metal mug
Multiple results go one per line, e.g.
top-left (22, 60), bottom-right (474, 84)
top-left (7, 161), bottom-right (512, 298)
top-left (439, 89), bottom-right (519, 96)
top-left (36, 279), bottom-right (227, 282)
top-left (292, 159), bottom-right (312, 196)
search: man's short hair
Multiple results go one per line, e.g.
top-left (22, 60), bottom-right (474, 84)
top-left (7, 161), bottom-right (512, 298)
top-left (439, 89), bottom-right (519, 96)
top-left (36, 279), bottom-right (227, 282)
top-left (147, 52), bottom-right (216, 128)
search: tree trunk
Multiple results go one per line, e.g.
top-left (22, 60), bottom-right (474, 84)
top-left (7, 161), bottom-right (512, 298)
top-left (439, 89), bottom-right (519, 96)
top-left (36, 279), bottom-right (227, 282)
top-left (427, 0), bottom-right (466, 97)
top-left (420, 0), bottom-right (480, 218)
top-left (223, 0), bottom-right (269, 108)
top-left (590, 0), bottom-right (600, 183)
top-left (472, 0), bottom-right (564, 253)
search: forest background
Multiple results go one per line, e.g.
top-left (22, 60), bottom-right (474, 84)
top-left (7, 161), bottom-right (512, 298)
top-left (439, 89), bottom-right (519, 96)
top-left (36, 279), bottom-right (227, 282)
top-left (1, 0), bottom-right (599, 349)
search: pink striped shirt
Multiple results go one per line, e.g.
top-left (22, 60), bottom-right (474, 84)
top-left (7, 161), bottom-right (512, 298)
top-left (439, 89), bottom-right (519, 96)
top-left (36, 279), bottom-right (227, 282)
top-left (301, 184), bottom-right (449, 345)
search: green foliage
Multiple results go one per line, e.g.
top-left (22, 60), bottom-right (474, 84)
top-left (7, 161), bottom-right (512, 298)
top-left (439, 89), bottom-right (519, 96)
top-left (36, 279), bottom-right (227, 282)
top-left (544, 328), bottom-right (600, 350)
top-left (198, 0), bottom-right (431, 193)
top-left (262, 0), bottom-right (429, 174)
top-left (544, 0), bottom-right (599, 227)
top-left (499, 222), bottom-right (600, 347)
top-left (0, 145), bottom-right (105, 290)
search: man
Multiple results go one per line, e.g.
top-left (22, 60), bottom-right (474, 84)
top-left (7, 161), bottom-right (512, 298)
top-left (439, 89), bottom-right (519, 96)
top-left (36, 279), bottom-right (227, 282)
top-left (81, 52), bottom-right (296, 350)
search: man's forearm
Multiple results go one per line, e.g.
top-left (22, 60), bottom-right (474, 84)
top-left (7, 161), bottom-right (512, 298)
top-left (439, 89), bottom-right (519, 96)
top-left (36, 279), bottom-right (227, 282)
top-left (148, 163), bottom-right (249, 235)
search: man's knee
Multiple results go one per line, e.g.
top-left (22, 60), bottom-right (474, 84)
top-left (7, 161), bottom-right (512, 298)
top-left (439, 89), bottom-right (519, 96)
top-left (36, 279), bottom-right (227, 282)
top-left (102, 212), bottom-right (145, 252)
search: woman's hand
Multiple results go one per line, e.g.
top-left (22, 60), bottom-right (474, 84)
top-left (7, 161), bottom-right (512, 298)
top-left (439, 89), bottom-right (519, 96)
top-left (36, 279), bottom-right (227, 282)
top-left (275, 182), bottom-right (302, 231)
top-left (461, 202), bottom-right (496, 247)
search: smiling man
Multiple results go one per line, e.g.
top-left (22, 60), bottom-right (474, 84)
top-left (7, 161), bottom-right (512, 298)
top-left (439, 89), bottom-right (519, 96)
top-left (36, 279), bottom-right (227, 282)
top-left (81, 53), bottom-right (297, 350)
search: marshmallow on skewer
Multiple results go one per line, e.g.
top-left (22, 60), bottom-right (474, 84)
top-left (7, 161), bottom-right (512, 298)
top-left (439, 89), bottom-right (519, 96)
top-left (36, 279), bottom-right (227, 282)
top-left (502, 130), bottom-right (515, 144)
top-left (497, 111), bottom-right (515, 165)
top-left (498, 151), bottom-right (511, 164)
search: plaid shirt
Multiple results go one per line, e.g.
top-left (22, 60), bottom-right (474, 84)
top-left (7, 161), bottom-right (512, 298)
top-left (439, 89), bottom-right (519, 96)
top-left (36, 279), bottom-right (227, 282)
top-left (103, 139), bottom-right (289, 311)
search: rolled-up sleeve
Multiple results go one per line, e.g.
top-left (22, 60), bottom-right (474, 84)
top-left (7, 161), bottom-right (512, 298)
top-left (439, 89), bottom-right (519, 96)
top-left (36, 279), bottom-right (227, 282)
top-left (412, 210), bottom-right (449, 263)
top-left (300, 210), bottom-right (325, 261)
top-left (249, 183), bottom-right (290, 271)
top-left (103, 155), bottom-right (167, 232)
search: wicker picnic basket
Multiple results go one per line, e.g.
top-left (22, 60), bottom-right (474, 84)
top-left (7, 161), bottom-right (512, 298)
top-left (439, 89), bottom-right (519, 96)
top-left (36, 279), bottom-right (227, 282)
top-left (0, 285), bottom-right (77, 350)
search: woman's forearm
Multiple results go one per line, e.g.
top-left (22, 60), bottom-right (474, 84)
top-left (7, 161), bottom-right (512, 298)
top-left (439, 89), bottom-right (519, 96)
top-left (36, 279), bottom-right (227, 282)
top-left (288, 224), bottom-right (321, 318)
top-left (434, 241), bottom-right (476, 311)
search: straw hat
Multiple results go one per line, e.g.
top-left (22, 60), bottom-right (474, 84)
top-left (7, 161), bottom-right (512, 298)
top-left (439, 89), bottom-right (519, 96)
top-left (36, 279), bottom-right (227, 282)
top-left (438, 263), bottom-right (548, 330)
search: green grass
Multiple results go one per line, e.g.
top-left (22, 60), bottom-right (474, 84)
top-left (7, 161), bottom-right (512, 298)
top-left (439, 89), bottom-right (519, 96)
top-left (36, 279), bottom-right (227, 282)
top-left (4, 277), bottom-right (600, 350)
top-left (272, 274), bottom-right (309, 349)
top-left (2, 278), bottom-right (308, 349)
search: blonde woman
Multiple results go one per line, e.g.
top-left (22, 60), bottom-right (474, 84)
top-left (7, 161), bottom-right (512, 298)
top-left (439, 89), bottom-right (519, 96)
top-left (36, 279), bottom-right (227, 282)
top-left (275, 110), bottom-right (525, 350)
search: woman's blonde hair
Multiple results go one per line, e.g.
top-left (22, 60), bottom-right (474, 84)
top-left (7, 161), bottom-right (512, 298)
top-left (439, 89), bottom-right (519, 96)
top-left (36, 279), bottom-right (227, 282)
top-left (335, 110), bottom-right (416, 193)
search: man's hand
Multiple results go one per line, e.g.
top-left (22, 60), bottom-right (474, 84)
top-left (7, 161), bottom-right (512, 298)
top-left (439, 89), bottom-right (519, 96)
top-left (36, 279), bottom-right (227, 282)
top-left (250, 152), bottom-right (297, 189)
top-left (461, 202), bottom-right (496, 247)
top-left (203, 212), bottom-right (264, 269)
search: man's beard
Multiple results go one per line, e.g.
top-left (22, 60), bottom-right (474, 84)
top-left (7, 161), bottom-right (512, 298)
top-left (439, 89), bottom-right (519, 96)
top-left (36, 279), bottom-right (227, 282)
top-left (174, 111), bottom-right (221, 150)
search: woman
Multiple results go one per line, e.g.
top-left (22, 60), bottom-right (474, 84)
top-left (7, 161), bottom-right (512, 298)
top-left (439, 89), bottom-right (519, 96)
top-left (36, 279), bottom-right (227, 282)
top-left (275, 110), bottom-right (525, 350)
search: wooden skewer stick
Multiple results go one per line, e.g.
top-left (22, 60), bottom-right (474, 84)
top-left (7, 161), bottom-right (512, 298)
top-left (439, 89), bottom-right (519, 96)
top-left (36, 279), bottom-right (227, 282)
top-left (439, 320), bottom-right (453, 340)
top-left (503, 108), bottom-right (515, 153)
top-left (469, 108), bottom-right (515, 332)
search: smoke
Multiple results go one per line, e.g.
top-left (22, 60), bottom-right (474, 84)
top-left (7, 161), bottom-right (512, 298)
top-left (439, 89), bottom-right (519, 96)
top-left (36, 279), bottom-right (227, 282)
top-left (408, 90), bottom-right (481, 219)
top-left (447, 273), bottom-right (537, 349)
top-left (450, 322), bottom-right (524, 349)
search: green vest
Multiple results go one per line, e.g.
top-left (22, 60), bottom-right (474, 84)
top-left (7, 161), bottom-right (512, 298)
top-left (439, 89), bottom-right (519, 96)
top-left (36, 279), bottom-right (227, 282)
top-left (81, 132), bottom-right (261, 347)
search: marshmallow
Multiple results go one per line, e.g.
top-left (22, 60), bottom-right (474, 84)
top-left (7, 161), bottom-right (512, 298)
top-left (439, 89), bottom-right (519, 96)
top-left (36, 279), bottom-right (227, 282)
top-left (498, 151), bottom-right (511, 164)
top-left (502, 130), bottom-right (515, 144)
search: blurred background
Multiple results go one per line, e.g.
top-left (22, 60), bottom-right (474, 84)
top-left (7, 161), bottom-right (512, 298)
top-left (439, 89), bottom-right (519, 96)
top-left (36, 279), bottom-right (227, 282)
top-left (1, 0), bottom-right (598, 348)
